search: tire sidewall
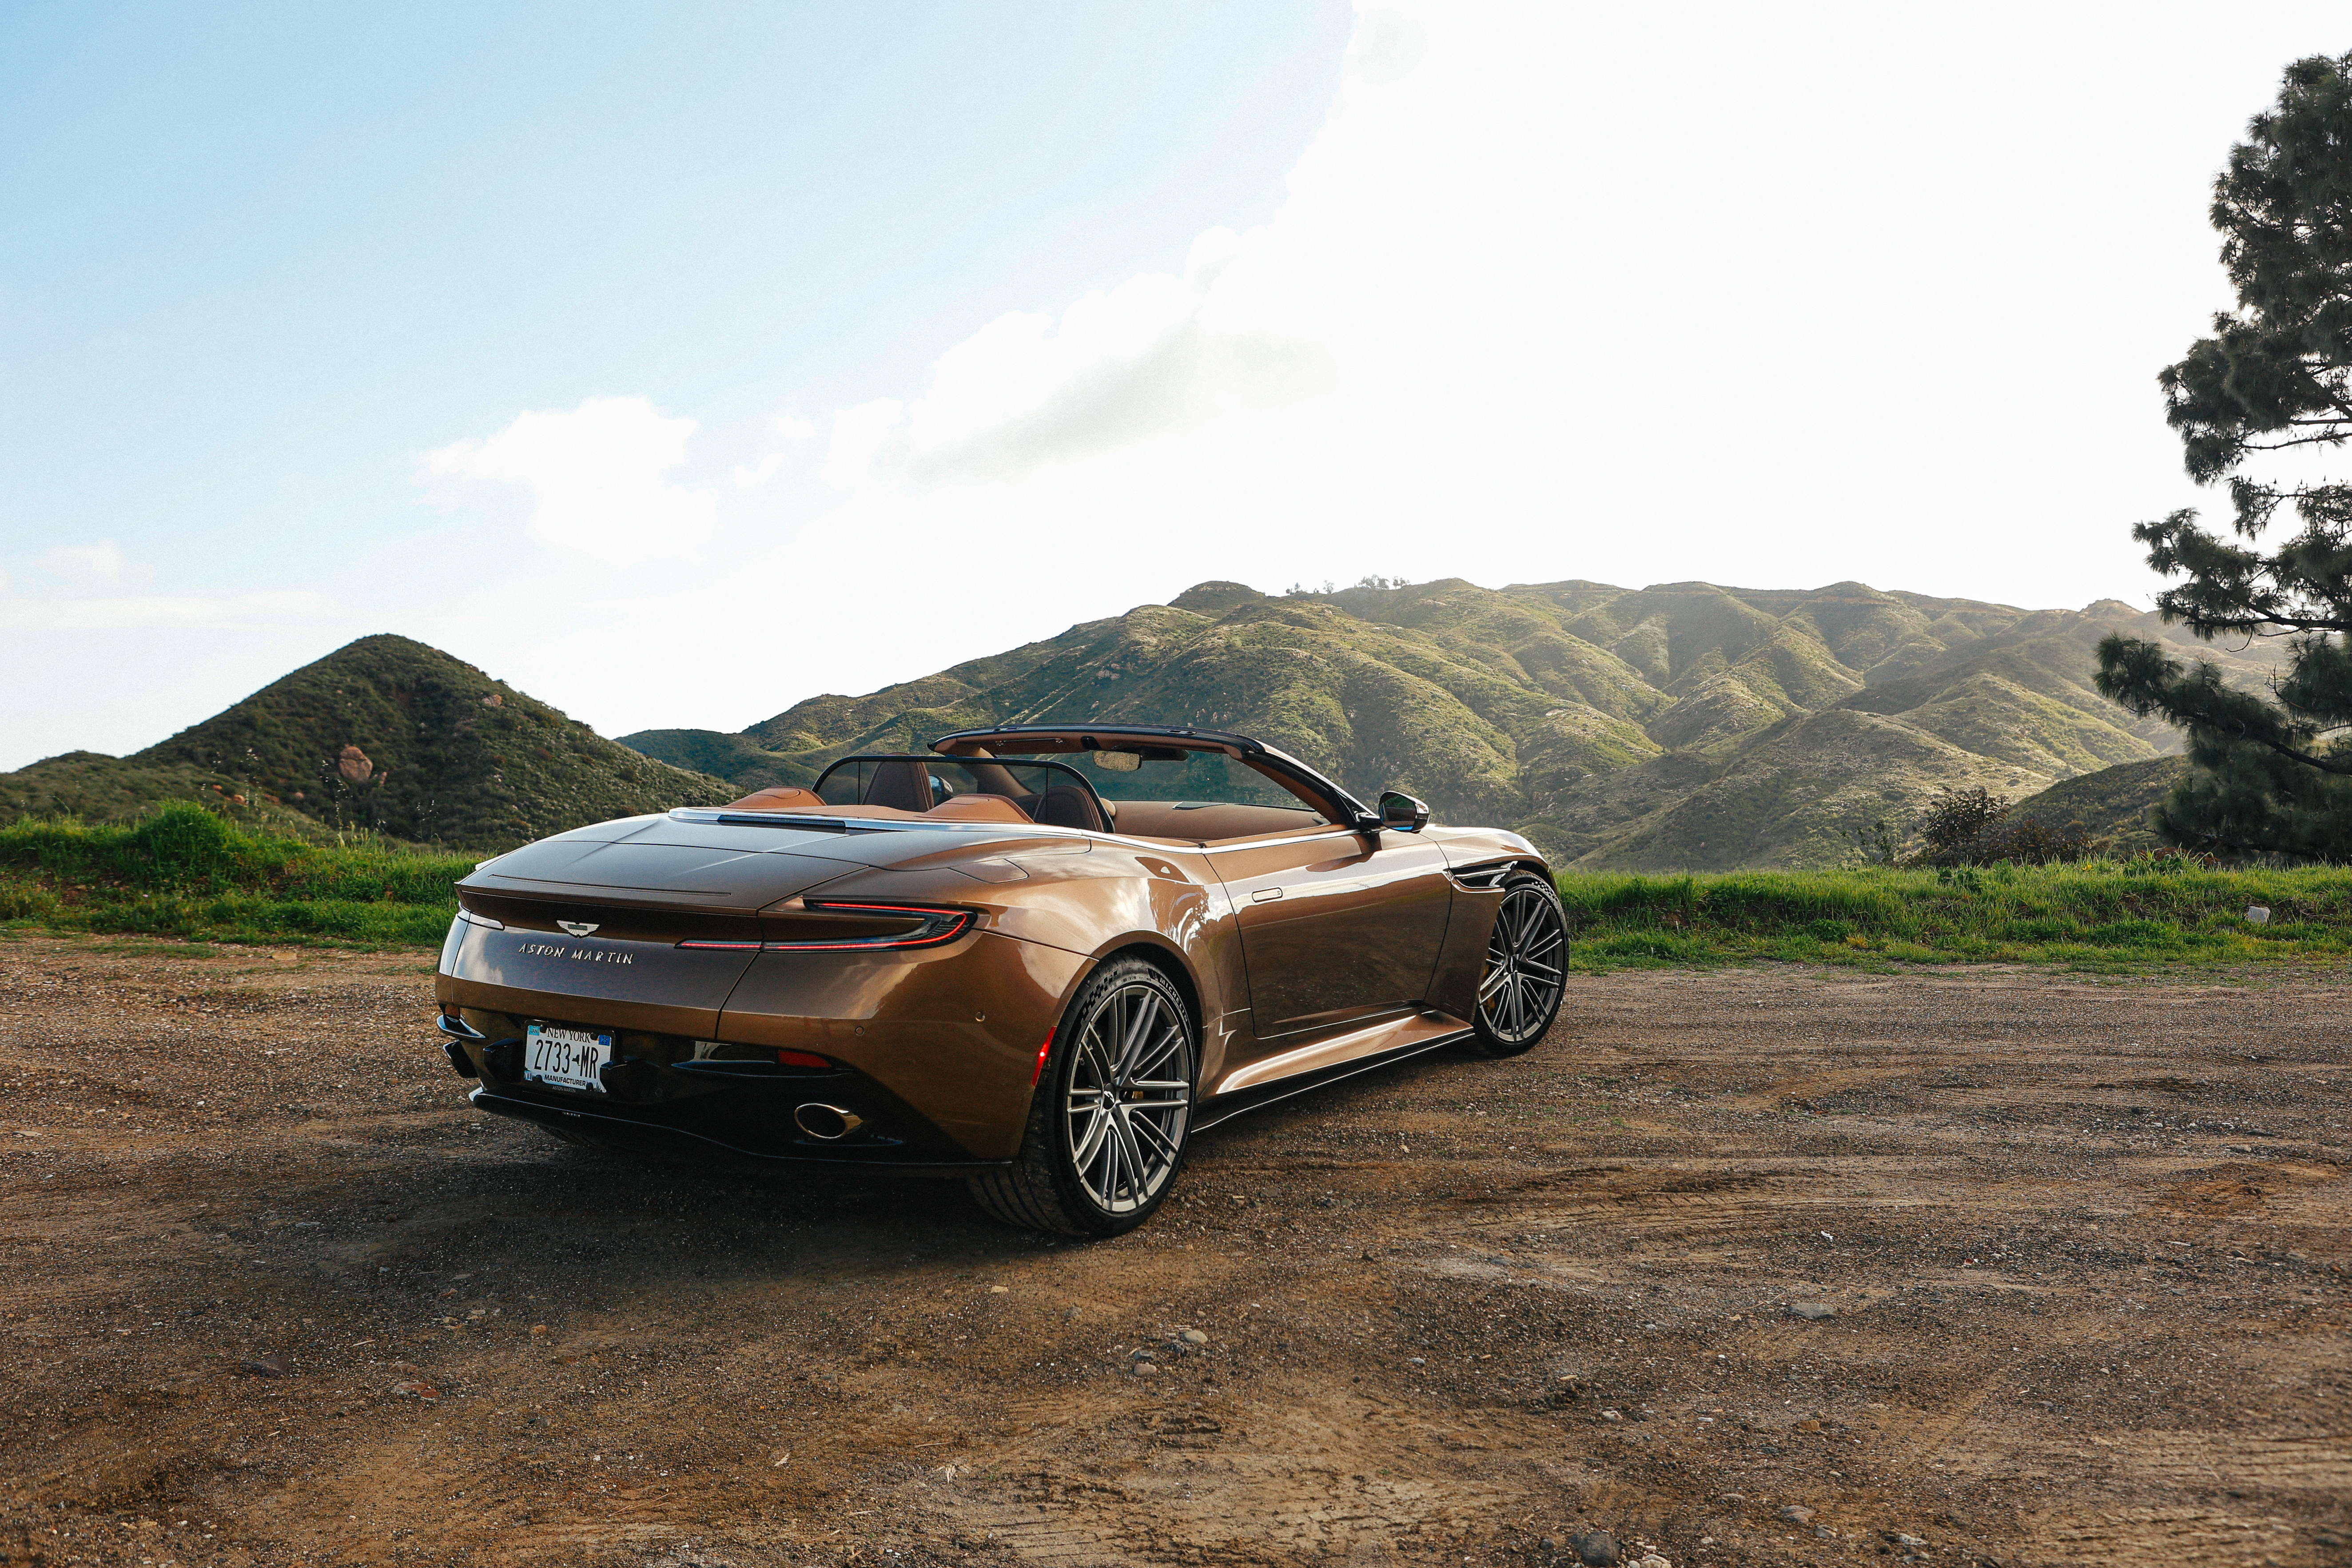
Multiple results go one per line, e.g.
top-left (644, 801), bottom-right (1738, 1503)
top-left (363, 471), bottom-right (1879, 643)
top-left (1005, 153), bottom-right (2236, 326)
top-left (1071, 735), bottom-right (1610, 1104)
top-left (1041, 957), bottom-right (1197, 1235)
top-left (1470, 872), bottom-right (1568, 1055)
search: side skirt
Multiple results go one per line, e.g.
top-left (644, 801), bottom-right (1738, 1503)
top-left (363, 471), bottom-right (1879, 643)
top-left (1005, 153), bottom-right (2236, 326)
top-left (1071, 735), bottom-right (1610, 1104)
top-left (1191, 1028), bottom-right (1471, 1133)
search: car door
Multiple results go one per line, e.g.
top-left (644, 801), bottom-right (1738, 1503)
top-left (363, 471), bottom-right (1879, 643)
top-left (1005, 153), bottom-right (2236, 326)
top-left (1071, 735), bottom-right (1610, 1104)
top-left (1213, 824), bottom-right (1455, 1040)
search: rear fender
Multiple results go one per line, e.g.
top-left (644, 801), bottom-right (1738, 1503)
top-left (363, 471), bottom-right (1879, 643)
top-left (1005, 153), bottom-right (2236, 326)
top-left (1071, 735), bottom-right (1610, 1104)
top-left (713, 931), bottom-right (1093, 1162)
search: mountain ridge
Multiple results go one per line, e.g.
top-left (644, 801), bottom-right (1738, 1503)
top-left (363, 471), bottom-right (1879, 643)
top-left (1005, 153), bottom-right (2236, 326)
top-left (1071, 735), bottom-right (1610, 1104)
top-left (1, 634), bottom-right (736, 848)
top-left (1, 581), bottom-right (2271, 866)
top-left (619, 577), bottom-right (2283, 868)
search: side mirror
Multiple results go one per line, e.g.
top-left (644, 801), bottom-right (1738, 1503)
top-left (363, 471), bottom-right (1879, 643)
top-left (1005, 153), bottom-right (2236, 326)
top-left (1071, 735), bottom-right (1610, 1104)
top-left (1378, 790), bottom-right (1430, 833)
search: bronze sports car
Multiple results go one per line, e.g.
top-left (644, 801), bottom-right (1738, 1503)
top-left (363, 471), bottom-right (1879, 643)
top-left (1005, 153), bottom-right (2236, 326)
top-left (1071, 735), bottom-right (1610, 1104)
top-left (433, 724), bottom-right (1566, 1235)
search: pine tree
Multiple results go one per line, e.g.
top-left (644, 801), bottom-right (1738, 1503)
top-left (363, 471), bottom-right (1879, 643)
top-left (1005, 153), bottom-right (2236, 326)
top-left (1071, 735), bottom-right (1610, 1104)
top-left (2096, 53), bottom-right (2352, 858)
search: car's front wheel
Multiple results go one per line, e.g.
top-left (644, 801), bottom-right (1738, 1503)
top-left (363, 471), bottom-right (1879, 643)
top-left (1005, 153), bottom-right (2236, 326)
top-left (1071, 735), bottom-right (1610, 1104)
top-left (969, 956), bottom-right (1196, 1237)
top-left (1460, 872), bottom-right (1568, 1056)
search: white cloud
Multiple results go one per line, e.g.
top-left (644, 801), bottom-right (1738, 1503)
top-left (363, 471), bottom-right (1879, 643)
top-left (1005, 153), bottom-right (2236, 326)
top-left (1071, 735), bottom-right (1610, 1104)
top-left (820, 399), bottom-right (907, 490)
top-left (734, 453), bottom-right (784, 490)
top-left (819, 233), bottom-right (1333, 491)
top-left (425, 396), bottom-right (716, 565)
top-left (458, 0), bottom-right (2352, 744)
top-left (0, 590), bottom-right (332, 631)
top-left (40, 541), bottom-right (124, 581)
top-left (732, 415), bottom-right (817, 489)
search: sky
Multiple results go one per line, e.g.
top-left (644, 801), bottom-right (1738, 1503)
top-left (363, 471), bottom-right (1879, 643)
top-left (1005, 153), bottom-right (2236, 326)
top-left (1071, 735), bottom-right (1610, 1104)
top-left (4, 2), bottom-right (2350, 770)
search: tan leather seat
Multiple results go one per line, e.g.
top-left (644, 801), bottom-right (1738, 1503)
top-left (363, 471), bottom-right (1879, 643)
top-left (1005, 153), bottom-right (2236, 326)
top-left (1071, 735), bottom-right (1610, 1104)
top-left (864, 760), bottom-right (928, 812)
top-left (926, 794), bottom-right (1035, 824)
top-left (719, 787), bottom-right (828, 812)
top-left (1035, 784), bottom-right (1107, 832)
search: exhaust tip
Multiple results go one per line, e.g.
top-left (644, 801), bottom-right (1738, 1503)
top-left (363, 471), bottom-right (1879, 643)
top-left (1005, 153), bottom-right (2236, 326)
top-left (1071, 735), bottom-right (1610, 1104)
top-left (794, 1102), bottom-right (864, 1141)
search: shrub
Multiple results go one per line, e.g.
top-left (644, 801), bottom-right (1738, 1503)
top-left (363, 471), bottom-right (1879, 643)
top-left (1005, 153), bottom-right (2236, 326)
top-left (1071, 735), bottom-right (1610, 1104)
top-left (1912, 786), bottom-right (2098, 866)
top-left (0, 802), bottom-right (468, 948)
top-left (1556, 860), bottom-right (2352, 971)
top-left (1914, 787), bottom-right (2008, 863)
top-left (130, 802), bottom-right (243, 885)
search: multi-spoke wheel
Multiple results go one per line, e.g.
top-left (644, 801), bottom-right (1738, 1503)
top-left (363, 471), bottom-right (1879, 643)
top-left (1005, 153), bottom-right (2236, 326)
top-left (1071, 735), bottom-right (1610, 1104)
top-left (1461, 872), bottom-right (1567, 1056)
top-left (969, 957), bottom-right (1196, 1236)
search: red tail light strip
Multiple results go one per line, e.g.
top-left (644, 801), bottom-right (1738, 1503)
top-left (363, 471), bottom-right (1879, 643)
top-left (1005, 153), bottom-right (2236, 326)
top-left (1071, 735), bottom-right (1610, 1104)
top-left (676, 903), bottom-right (977, 952)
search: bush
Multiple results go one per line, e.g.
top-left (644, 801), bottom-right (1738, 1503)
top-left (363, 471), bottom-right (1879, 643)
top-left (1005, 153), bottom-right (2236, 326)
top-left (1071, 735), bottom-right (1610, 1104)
top-left (0, 880), bottom-right (60, 922)
top-left (1915, 787), bottom-right (2009, 862)
top-left (1555, 860), bottom-right (2352, 971)
top-left (131, 801), bottom-right (243, 883)
top-left (1911, 786), bottom-right (2098, 867)
top-left (0, 802), bottom-right (468, 947)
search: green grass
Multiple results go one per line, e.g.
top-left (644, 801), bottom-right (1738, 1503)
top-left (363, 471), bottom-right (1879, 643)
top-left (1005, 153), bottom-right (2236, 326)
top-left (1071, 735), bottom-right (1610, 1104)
top-left (1556, 858), bottom-right (2352, 972)
top-left (0, 801), bottom-right (467, 948)
top-left (4, 800), bottom-right (2346, 972)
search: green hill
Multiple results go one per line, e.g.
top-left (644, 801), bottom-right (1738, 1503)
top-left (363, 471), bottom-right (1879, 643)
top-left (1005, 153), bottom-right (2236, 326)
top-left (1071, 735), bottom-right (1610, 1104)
top-left (2006, 756), bottom-right (2189, 855)
top-left (620, 579), bottom-right (2284, 868)
top-left (0, 752), bottom-right (359, 845)
top-left (7, 589), bottom-right (2265, 868)
top-left (3, 635), bottom-right (736, 848)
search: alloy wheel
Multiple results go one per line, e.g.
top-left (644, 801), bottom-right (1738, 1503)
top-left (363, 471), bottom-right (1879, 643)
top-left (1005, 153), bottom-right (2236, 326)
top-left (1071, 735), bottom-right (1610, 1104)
top-left (1063, 980), bottom-right (1194, 1215)
top-left (1477, 883), bottom-right (1568, 1046)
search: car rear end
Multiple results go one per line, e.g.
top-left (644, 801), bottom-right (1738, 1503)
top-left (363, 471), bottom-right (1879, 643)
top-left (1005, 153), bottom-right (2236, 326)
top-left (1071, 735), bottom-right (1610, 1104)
top-left (432, 812), bottom-right (1090, 1168)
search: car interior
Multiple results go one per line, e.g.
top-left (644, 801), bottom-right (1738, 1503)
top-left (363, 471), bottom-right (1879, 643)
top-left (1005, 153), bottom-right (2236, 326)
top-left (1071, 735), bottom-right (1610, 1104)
top-left (715, 748), bottom-right (1336, 844)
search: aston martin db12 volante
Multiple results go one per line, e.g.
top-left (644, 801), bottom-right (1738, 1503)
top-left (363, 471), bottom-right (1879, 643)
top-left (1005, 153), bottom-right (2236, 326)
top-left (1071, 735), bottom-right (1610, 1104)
top-left (433, 725), bottom-right (1566, 1235)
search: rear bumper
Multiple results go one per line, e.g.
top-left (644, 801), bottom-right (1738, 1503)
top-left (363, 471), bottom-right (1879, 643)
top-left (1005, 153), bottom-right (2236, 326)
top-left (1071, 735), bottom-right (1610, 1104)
top-left (469, 1081), bottom-right (1010, 1173)
top-left (436, 924), bottom-right (1095, 1160)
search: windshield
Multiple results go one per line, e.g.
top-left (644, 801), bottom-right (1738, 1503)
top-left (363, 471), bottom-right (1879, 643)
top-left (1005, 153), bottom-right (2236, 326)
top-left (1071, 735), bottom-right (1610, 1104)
top-left (814, 755), bottom-right (1098, 812)
top-left (966, 744), bottom-right (1331, 832)
top-left (1077, 749), bottom-right (1318, 813)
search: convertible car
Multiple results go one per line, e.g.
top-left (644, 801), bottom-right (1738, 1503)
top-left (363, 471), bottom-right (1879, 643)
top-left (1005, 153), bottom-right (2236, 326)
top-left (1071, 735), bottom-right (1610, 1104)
top-left (433, 724), bottom-right (1566, 1236)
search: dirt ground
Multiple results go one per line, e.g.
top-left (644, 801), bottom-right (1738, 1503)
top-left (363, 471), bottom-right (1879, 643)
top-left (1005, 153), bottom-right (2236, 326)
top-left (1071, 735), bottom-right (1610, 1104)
top-left (0, 935), bottom-right (2345, 1568)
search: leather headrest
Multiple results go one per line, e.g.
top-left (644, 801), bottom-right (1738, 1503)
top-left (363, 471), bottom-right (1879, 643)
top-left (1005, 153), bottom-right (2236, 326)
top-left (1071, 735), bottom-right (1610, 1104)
top-left (926, 794), bottom-right (1035, 824)
top-left (718, 787), bottom-right (827, 812)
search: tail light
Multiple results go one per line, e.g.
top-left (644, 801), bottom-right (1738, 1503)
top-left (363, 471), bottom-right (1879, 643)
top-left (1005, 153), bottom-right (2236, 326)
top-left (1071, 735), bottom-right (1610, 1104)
top-left (677, 902), bottom-right (977, 951)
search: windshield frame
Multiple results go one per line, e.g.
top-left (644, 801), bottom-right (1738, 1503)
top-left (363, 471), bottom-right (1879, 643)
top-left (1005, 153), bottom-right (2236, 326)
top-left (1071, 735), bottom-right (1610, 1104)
top-left (811, 752), bottom-right (1111, 818)
top-left (928, 724), bottom-right (1365, 824)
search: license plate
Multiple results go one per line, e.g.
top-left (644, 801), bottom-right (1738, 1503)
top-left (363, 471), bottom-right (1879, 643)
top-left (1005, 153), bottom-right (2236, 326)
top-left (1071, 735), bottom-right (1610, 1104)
top-left (524, 1024), bottom-right (613, 1093)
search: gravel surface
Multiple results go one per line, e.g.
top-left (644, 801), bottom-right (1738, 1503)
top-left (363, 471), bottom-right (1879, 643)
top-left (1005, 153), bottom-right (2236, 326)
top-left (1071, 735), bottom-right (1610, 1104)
top-left (0, 936), bottom-right (2346, 1567)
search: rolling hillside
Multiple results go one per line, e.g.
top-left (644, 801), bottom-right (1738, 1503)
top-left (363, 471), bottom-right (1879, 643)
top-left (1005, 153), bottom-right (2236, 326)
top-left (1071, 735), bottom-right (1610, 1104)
top-left (2, 635), bottom-right (735, 848)
top-left (621, 579), bottom-right (2282, 869)
top-left (2006, 756), bottom-right (2189, 856)
top-left (4, 585), bottom-right (2271, 865)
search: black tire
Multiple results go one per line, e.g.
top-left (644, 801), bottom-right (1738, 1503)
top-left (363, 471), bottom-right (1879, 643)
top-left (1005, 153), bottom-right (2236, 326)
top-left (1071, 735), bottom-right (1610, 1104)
top-left (968, 956), bottom-right (1197, 1237)
top-left (1457, 872), bottom-right (1568, 1057)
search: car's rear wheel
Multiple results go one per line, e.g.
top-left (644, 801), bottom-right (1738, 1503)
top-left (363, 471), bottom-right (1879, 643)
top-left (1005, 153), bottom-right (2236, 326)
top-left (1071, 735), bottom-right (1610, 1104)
top-left (968, 957), bottom-right (1196, 1237)
top-left (1460, 872), bottom-right (1568, 1057)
